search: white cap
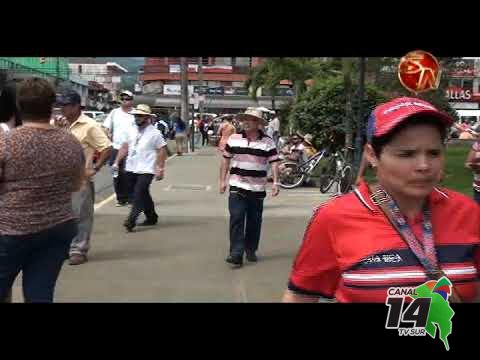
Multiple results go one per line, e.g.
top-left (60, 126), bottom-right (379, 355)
top-left (120, 90), bottom-right (134, 97)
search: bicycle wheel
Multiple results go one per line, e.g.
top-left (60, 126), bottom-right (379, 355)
top-left (278, 162), bottom-right (305, 189)
top-left (319, 156), bottom-right (337, 193)
top-left (339, 165), bottom-right (353, 194)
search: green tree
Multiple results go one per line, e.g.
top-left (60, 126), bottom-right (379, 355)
top-left (245, 57), bottom-right (337, 107)
top-left (362, 57), bottom-right (458, 120)
top-left (288, 76), bottom-right (388, 152)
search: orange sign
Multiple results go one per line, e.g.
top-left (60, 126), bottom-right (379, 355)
top-left (398, 50), bottom-right (441, 94)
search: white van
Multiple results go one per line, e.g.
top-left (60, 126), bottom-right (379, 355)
top-left (82, 111), bottom-right (106, 123)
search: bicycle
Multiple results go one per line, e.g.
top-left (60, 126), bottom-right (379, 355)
top-left (278, 149), bottom-right (328, 189)
top-left (318, 146), bottom-right (354, 195)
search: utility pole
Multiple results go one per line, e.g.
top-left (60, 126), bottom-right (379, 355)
top-left (354, 57), bottom-right (366, 171)
top-left (191, 57), bottom-right (204, 150)
top-left (180, 57), bottom-right (191, 152)
top-left (198, 56), bottom-right (204, 119)
top-left (55, 57), bottom-right (60, 88)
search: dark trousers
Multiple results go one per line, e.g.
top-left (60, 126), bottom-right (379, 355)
top-left (0, 219), bottom-right (77, 303)
top-left (201, 131), bottom-right (208, 146)
top-left (126, 172), bottom-right (157, 224)
top-left (228, 192), bottom-right (264, 258)
top-left (474, 190), bottom-right (480, 204)
top-left (109, 149), bottom-right (131, 204)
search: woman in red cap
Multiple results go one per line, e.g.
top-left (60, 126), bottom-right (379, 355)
top-left (282, 97), bottom-right (480, 303)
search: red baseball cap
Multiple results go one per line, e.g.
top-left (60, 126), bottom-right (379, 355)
top-left (366, 97), bottom-right (454, 143)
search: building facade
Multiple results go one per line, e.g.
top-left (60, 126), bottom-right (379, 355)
top-left (68, 62), bottom-right (128, 98)
top-left (138, 57), bottom-right (293, 114)
top-left (140, 57), bottom-right (259, 95)
top-left (445, 58), bottom-right (480, 123)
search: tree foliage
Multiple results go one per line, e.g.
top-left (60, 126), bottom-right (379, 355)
top-left (288, 76), bottom-right (388, 152)
top-left (250, 57), bottom-right (460, 153)
top-left (245, 57), bottom-right (340, 100)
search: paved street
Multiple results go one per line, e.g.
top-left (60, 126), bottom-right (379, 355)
top-left (93, 167), bottom-right (115, 204)
top-left (12, 145), bottom-right (334, 302)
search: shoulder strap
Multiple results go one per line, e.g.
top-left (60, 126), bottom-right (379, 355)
top-left (368, 183), bottom-right (462, 303)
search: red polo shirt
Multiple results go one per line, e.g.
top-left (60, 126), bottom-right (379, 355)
top-left (288, 181), bottom-right (480, 303)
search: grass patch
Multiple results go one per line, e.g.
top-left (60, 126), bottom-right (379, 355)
top-left (363, 141), bottom-right (474, 196)
top-left (441, 142), bottom-right (473, 195)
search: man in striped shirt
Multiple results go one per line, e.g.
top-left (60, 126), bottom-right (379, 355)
top-left (220, 108), bottom-right (281, 268)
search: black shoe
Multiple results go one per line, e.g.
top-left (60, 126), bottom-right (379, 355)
top-left (246, 253), bottom-right (258, 263)
top-left (123, 220), bottom-right (135, 232)
top-left (138, 218), bottom-right (158, 226)
top-left (226, 255), bottom-right (243, 268)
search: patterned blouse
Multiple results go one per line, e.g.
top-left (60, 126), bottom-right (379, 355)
top-left (0, 126), bottom-right (85, 235)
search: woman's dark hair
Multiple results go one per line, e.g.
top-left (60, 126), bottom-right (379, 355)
top-left (0, 83), bottom-right (21, 126)
top-left (371, 114), bottom-right (448, 158)
top-left (17, 77), bottom-right (56, 121)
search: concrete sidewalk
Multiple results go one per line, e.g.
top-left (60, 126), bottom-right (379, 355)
top-left (12, 145), bottom-right (333, 302)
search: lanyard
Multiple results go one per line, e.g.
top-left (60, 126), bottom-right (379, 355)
top-left (131, 129), bottom-right (146, 157)
top-left (369, 184), bottom-right (440, 277)
top-left (384, 195), bottom-right (439, 275)
top-left (369, 184), bottom-right (461, 302)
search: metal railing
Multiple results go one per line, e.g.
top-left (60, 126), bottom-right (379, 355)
top-left (0, 58), bottom-right (69, 81)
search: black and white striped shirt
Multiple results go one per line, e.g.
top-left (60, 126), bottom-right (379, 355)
top-left (223, 130), bottom-right (280, 198)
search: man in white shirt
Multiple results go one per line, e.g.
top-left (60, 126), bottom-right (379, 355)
top-left (113, 104), bottom-right (167, 232)
top-left (269, 112), bottom-right (280, 146)
top-left (103, 90), bottom-right (135, 206)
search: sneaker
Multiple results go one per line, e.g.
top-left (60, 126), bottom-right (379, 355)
top-left (116, 202), bottom-right (128, 207)
top-left (226, 255), bottom-right (243, 268)
top-left (69, 254), bottom-right (88, 266)
top-left (246, 253), bottom-right (258, 263)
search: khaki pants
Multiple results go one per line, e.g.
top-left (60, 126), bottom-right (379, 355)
top-left (175, 133), bottom-right (187, 154)
top-left (70, 182), bottom-right (95, 256)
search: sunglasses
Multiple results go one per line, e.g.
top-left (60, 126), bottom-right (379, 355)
top-left (121, 97), bottom-right (133, 101)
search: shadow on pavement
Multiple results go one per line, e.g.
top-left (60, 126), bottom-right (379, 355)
top-left (256, 252), bottom-right (294, 262)
top-left (88, 249), bottom-right (169, 262)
